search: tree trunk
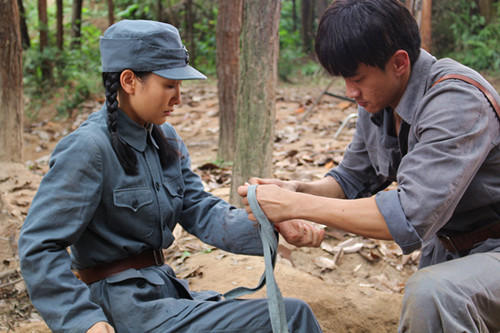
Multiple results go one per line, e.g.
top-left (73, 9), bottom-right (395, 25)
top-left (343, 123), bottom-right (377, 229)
top-left (71, 0), bottom-right (83, 49)
top-left (405, 0), bottom-right (415, 15)
top-left (420, 0), bottom-right (432, 52)
top-left (157, 0), bottom-right (163, 21)
top-left (229, 0), bottom-right (281, 205)
top-left (184, 0), bottom-right (195, 66)
top-left (316, 0), bottom-right (330, 21)
top-left (38, 0), bottom-right (52, 81)
top-left (107, 0), bottom-right (114, 26)
top-left (0, 0), bottom-right (24, 162)
top-left (56, 0), bottom-right (63, 50)
top-left (301, 0), bottom-right (314, 54)
top-left (216, 0), bottom-right (243, 162)
top-left (410, 0), bottom-right (423, 28)
top-left (164, 0), bottom-right (182, 27)
top-left (479, 0), bottom-right (494, 24)
top-left (17, 0), bottom-right (30, 49)
top-left (292, 0), bottom-right (297, 31)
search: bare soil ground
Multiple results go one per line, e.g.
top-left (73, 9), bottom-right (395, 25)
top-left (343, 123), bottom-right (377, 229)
top-left (1, 79), bottom-right (419, 332)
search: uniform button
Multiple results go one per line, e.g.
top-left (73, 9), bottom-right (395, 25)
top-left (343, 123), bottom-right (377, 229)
top-left (155, 182), bottom-right (160, 191)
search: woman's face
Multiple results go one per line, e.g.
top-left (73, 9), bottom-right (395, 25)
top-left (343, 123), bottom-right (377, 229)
top-left (125, 73), bottom-right (181, 126)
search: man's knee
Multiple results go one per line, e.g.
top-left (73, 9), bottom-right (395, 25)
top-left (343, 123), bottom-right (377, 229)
top-left (403, 268), bottom-right (447, 311)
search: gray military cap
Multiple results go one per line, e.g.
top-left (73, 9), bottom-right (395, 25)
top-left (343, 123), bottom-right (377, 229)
top-left (100, 20), bottom-right (206, 80)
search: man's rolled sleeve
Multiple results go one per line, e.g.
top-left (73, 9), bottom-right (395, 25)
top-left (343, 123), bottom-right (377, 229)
top-left (326, 166), bottom-right (366, 199)
top-left (375, 190), bottom-right (422, 254)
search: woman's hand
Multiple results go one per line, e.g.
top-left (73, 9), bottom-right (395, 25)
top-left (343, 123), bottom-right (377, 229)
top-left (277, 220), bottom-right (324, 247)
top-left (87, 321), bottom-right (115, 333)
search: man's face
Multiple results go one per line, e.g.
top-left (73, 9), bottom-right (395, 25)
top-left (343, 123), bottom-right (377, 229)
top-left (343, 59), bottom-right (406, 114)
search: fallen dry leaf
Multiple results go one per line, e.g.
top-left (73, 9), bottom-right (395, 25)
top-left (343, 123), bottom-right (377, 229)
top-left (313, 256), bottom-right (336, 272)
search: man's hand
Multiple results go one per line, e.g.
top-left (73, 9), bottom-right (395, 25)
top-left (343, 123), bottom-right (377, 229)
top-left (237, 184), bottom-right (294, 223)
top-left (247, 177), bottom-right (299, 192)
top-left (277, 219), bottom-right (324, 247)
top-left (87, 321), bottom-right (115, 333)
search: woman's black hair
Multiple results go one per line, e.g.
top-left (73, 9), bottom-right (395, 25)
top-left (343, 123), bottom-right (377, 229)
top-left (103, 71), bottom-right (179, 175)
top-left (315, 0), bottom-right (421, 77)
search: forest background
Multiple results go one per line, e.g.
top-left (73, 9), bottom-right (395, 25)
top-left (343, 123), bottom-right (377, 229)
top-left (1, 0), bottom-right (500, 332)
top-left (16, 0), bottom-right (500, 122)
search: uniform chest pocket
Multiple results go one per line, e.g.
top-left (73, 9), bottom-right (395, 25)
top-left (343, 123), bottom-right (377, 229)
top-left (163, 176), bottom-right (185, 198)
top-left (113, 187), bottom-right (153, 212)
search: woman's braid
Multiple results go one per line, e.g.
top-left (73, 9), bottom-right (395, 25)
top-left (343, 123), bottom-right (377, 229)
top-left (103, 72), bottom-right (138, 175)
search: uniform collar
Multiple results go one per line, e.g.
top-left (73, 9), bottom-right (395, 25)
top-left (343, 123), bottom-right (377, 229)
top-left (145, 123), bottom-right (160, 149)
top-left (112, 107), bottom-right (149, 152)
top-left (101, 106), bottom-right (161, 152)
top-left (394, 49), bottom-right (437, 125)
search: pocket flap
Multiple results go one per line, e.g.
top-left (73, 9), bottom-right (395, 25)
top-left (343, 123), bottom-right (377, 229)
top-left (163, 176), bottom-right (185, 197)
top-left (113, 187), bottom-right (153, 212)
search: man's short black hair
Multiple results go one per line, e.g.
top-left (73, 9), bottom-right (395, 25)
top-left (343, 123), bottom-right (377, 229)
top-left (315, 0), bottom-right (421, 77)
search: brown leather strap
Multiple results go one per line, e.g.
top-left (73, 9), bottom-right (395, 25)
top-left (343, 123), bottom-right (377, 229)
top-left (431, 74), bottom-right (500, 120)
top-left (77, 249), bottom-right (164, 284)
top-left (438, 222), bottom-right (500, 253)
top-left (432, 75), bottom-right (500, 252)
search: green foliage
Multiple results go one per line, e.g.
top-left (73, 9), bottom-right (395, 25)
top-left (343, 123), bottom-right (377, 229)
top-left (23, 2), bottom-right (102, 118)
top-left (213, 158), bottom-right (233, 168)
top-left (116, 2), bottom-right (152, 19)
top-left (188, 5), bottom-right (218, 76)
top-left (21, 0), bottom-right (329, 118)
top-left (447, 0), bottom-right (500, 72)
top-left (278, 0), bottom-right (321, 82)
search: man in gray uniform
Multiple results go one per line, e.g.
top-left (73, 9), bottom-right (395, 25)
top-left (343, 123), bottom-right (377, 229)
top-left (238, 0), bottom-right (500, 332)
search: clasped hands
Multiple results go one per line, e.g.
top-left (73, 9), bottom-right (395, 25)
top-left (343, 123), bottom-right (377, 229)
top-left (238, 178), bottom-right (324, 248)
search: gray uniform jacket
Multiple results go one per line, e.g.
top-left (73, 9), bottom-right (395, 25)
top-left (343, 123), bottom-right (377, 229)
top-left (18, 107), bottom-right (263, 332)
top-left (328, 50), bottom-right (500, 267)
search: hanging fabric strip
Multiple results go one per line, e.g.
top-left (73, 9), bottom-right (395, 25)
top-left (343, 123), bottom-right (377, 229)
top-left (223, 185), bottom-right (289, 333)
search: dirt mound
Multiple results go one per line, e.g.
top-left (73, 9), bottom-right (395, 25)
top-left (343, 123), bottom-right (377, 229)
top-left (185, 249), bottom-right (403, 333)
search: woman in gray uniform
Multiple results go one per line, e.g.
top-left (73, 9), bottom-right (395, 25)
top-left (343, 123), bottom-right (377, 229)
top-left (18, 20), bottom-right (323, 333)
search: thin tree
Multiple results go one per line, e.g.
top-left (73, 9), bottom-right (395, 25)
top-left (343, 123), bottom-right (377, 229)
top-left (17, 0), bottom-right (30, 49)
top-left (405, 0), bottom-right (415, 15)
top-left (71, 0), bottom-right (83, 49)
top-left (56, 0), bottom-right (63, 50)
top-left (316, 0), bottom-right (330, 21)
top-left (301, 0), bottom-right (314, 54)
top-left (216, 0), bottom-right (243, 162)
top-left (479, 0), bottom-right (494, 24)
top-left (407, 0), bottom-right (422, 24)
top-left (292, 0), bottom-right (297, 31)
top-left (157, 0), bottom-right (163, 21)
top-left (107, 0), bottom-right (114, 26)
top-left (229, 0), bottom-right (281, 205)
top-left (38, 0), bottom-right (52, 80)
top-left (184, 0), bottom-right (195, 66)
top-left (0, 0), bottom-right (24, 162)
top-left (420, 0), bottom-right (432, 52)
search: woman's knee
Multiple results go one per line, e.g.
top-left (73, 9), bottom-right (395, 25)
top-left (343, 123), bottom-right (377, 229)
top-left (284, 297), bottom-right (312, 313)
top-left (283, 298), bottom-right (322, 332)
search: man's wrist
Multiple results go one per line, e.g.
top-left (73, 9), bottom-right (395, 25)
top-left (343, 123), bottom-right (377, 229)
top-left (291, 180), bottom-right (304, 193)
